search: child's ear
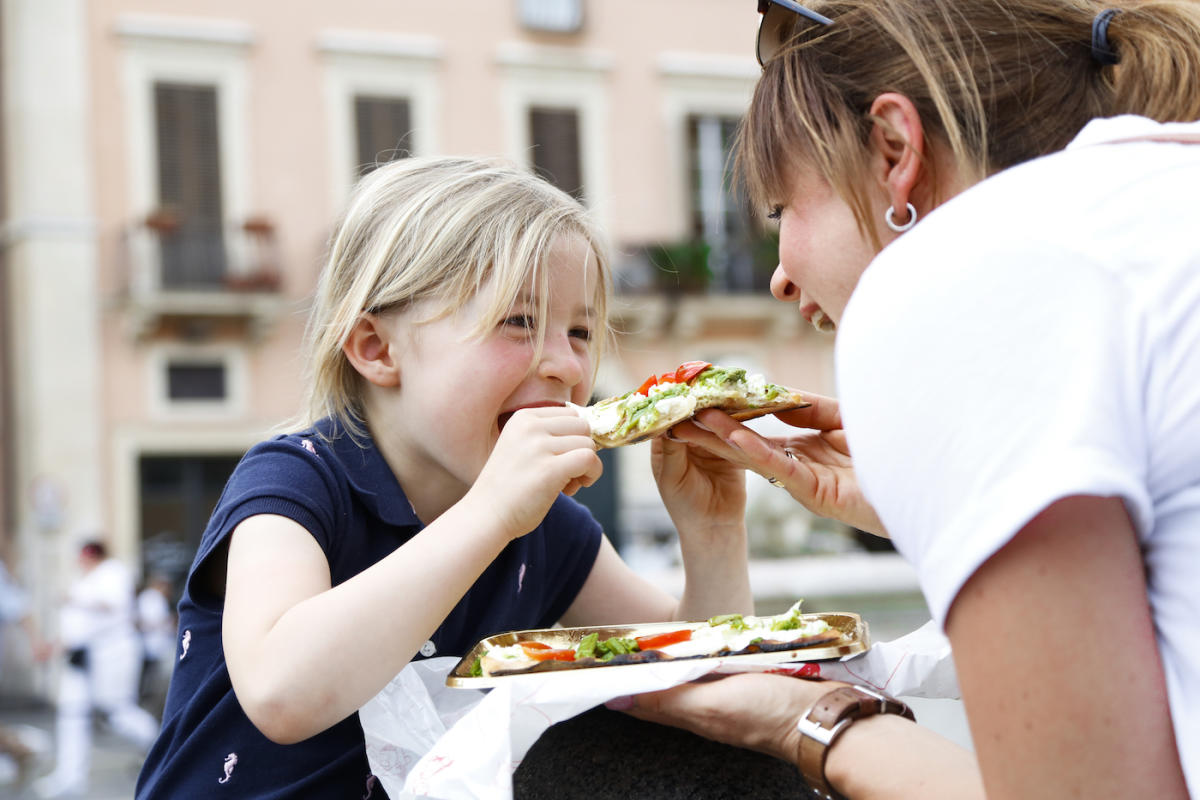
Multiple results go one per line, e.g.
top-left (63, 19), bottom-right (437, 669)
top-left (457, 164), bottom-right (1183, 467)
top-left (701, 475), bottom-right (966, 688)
top-left (342, 314), bottom-right (400, 388)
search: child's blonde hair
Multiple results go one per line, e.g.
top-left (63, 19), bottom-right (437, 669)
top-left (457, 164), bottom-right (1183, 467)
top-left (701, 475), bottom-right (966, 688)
top-left (739, 0), bottom-right (1200, 249)
top-left (297, 155), bottom-right (612, 437)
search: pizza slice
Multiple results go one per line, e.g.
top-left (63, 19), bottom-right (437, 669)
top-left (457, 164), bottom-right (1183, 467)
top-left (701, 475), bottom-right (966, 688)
top-left (579, 361), bottom-right (810, 449)
top-left (474, 601), bottom-right (842, 678)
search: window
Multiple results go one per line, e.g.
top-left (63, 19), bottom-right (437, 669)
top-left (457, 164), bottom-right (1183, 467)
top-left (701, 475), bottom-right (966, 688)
top-left (155, 82), bottom-right (226, 288)
top-left (149, 345), bottom-right (245, 417)
top-left (355, 95), bottom-right (413, 175)
top-left (687, 114), bottom-right (772, 292)
top-left (166, 362), bottom-right (226, 401)
top-left (518, 0), bottom-right (584, 33)
top-left (496, 42), bottom-right (610, 227)
top-left (318, 30), bottom-right (443, 204)
top-left (529, 106), bottom-right (584, 200)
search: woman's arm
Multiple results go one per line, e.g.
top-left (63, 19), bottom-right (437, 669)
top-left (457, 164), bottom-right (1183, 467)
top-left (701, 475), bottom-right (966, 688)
top-left (619, 673), bottom-right (983, 800)
top-left (945, 495), bottom-right (1187, 798)
top-left (612, 494), bottom-right (1186, 799)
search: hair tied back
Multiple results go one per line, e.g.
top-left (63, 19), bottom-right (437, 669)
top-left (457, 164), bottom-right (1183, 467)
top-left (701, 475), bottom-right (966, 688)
top-left (1091, 8), bottom-right (1122, 65)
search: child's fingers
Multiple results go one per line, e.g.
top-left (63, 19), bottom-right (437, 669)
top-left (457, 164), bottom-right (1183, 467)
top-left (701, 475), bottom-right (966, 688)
top-left (560, 444), bottom-right (603, 492)
top-left (504, 406), bottom-right (593, 441)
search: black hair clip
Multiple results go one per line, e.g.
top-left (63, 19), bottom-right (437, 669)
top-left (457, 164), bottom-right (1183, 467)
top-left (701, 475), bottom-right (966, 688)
top-left (1091, 9), bottom-right (1122, 66)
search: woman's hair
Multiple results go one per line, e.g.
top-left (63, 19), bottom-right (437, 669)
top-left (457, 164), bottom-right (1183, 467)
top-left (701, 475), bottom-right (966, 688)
top-left (738, 0), bottom-right (1200, 247)
top-left (297, 155), bottom-right (612, 438)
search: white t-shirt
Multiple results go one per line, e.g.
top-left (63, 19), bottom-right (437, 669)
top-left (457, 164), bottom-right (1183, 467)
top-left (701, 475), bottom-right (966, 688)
top-left (137, 586), bottom-right (175, 661)
top-left (60, 557), bottom-right (138, 648)
top-left (837, 115), bottom-right (1200, 791)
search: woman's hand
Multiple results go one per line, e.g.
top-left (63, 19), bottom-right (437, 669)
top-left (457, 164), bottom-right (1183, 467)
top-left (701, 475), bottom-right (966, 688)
top-left (610, 673), bottom-right (832, 763)
top-left (670, 394), bottom-right (887, 537)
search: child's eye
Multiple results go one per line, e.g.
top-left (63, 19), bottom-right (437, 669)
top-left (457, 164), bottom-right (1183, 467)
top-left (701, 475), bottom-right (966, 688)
top-left (766, 205), bottom-right (784, 220)
top-left (503, 314), bottom-right (535, 330)
top-left (569, 326), bottom-right (592, 342)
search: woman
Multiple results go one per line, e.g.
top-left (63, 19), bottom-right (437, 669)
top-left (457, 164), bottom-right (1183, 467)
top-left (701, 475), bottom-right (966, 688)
top-left (612, 1), bottom-right (1200, 797)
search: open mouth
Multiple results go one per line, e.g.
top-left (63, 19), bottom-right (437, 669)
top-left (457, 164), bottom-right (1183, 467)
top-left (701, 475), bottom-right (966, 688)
top-left (801, 303), bottom-right (836, 333)
top-left (497, 401), bottom-right (567, 434)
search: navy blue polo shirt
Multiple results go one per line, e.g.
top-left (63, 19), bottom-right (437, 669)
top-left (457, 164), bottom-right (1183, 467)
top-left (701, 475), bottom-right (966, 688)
top-left (136, 418), bottom-right (602, 799)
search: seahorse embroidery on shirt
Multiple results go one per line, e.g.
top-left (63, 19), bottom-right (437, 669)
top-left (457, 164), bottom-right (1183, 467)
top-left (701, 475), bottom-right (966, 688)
top-left (517, 562), bottom-right (527, 593)
top-left (218, 752), bottom-right (238, 784)
top-left (300, 438), bottom-right (318, 456)
top-left (180, 629), bottom-right (191, 661)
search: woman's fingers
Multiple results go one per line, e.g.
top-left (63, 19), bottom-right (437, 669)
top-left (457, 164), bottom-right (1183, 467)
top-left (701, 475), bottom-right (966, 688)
top-left (771, 392), bottom-right (842, 431)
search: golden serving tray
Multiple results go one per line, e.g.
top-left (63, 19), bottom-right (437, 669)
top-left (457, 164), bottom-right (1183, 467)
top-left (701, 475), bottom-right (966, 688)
top-left (447, 612), bottom-right (868, 688)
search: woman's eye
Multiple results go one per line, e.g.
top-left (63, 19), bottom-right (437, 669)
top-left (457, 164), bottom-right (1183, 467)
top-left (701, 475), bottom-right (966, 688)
top-left (766, 205), bottom-right (784, 220)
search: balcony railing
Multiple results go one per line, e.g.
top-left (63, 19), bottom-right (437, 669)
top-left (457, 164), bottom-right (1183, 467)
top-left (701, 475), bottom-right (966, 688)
top-left (120, 213), bottom-right (286, 340)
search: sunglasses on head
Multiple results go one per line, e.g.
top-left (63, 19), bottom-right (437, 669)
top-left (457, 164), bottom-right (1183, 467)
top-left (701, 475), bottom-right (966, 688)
top-left (756, 0), bottom-right (833, 66)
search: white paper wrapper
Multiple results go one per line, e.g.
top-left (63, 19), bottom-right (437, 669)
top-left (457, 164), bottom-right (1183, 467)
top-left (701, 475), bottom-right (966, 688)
top-left (362, 620), bottom-right (957, 800)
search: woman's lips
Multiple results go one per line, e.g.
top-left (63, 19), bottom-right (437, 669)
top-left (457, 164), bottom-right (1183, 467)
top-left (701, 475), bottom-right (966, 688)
top-left (801, 303), bottom-right (835, 333)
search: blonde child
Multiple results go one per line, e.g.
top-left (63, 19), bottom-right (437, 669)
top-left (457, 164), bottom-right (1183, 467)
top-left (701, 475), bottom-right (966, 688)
top-left (135, 156), bottom-right (753, 798)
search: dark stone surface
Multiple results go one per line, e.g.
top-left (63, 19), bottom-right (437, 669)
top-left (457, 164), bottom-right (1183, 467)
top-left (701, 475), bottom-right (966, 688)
top-left (512, 706), bottom-right (826, 799)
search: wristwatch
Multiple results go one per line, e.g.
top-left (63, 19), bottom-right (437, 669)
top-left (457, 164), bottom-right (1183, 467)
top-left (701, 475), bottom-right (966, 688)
top-left (795, 684), bottom-right (916, 799)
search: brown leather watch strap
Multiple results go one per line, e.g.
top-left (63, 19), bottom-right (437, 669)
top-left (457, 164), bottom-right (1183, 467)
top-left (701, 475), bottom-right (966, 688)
top-left (796, 685), bottom-right (916, 799)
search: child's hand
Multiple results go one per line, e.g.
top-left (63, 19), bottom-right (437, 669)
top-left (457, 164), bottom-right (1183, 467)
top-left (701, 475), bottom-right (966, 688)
top-left (651, 432), bottom-right (747, 540)
top-left (470, 406), bottom-right (602, 539)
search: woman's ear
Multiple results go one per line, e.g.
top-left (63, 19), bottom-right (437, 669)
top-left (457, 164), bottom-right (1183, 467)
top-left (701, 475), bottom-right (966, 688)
top-left (868, 92), bottom-right (928, 214)
top-left (342, 313), bottom-right (400, 388)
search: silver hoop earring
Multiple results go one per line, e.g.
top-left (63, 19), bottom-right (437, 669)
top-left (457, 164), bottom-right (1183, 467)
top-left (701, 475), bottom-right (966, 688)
top-left (885, 203), bottom-right (918, 233)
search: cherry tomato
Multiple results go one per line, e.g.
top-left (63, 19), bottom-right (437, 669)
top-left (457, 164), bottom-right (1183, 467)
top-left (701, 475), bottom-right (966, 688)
top-left (674, 361), bottom-right (712, 384)
top-left (520, 642), bottom-right (576, 662)
top-left (634, 629), bottom-right (693, 651)
top-left (636, 374), bottom-right (658, 396)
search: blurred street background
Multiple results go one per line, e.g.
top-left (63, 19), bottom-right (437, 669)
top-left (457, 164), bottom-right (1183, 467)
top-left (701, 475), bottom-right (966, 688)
top-left (0, 0), bottom-right (968, 794)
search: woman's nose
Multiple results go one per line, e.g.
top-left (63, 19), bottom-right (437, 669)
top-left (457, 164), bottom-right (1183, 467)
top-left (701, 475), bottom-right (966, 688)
top-left (770, 264), bottom-right (801, 302)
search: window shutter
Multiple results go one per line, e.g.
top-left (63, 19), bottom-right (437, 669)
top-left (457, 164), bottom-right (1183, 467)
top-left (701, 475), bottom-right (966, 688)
top-left (154, 83), bottom-right (225, 287)
top-left (355, 96), bottom-right (413, 175)
top-left (166, 362), bottom-right (227, 401)
top-left (529, 107), bottom-right (584, 201)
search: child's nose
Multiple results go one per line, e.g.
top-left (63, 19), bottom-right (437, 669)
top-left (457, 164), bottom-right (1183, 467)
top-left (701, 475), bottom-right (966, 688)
top-left (537, 334), bottom-right (585, 386)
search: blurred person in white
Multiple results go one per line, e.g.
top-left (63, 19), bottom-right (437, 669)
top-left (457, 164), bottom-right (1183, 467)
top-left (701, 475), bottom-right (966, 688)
top-left (34, 540), bottom-right (160, 798)
top-left (0, 552), bottom-right (51, 786)
top-left (135, 573), bottom-right (176, 716)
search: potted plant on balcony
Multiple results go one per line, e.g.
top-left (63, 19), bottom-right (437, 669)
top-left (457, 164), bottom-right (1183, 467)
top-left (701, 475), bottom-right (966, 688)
top-left (646, 239), bottom-right (711, 296)
top-left (241, 215), bottom-right (275, 236)
top-left (144, 208), bottom-right (180, 235)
